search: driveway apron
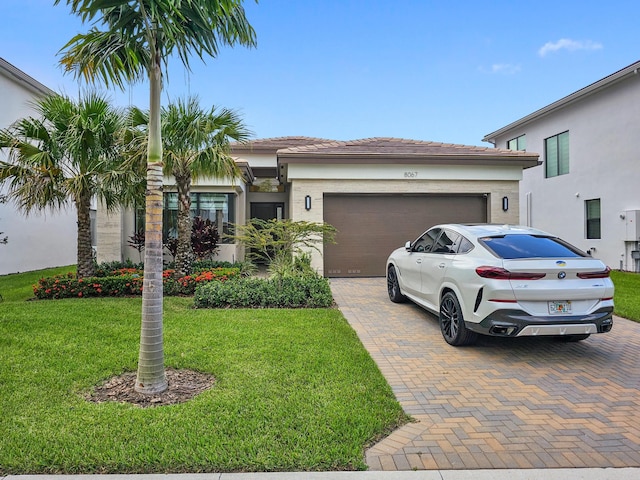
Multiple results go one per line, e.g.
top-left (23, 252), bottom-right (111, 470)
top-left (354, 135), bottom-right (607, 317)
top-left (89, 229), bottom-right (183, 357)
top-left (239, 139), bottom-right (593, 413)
top-left (330, 278), bottom-right (640, 471)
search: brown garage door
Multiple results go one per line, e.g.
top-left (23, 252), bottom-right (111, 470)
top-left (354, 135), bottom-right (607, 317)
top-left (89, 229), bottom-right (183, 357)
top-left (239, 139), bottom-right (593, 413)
top-left (323, 194), bottom-right (487, 277)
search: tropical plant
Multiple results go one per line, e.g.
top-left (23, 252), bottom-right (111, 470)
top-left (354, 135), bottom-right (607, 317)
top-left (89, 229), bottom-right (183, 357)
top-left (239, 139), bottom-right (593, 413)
top-left (129, 97), bottom-right (251, 275)
top-left (127, 229), bottom-right (145, 262)
top-left (163, 215), bottom-right (220, 261)
top-left (231, 218), bottom-right (337, 271)
top-left (56, 0), bottom-right (257, 394)
top-left (190, 216), bottom-right (220, 260)
top-left (0, 92), bottom-right (140, 278)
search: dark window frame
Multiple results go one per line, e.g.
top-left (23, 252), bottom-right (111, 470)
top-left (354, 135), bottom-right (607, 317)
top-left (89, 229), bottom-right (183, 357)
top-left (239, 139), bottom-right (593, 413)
top-left (135, 192), bottom-right (236, 244)
top-left (545, 131), bottom-right (570, 178)
top-left (586, 198), bottom-right (601, 240)
top-left (507, 134), bottom-right (526, 151)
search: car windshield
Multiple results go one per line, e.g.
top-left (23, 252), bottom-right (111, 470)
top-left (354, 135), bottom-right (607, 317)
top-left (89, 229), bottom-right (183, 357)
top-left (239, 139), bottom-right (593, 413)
top-left (479, 234), bottom-right (587, 259)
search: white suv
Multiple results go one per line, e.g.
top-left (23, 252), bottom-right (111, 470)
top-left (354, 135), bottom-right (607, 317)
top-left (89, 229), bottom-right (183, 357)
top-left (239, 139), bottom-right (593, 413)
top-left (386, 224), bottom-right (614, 346)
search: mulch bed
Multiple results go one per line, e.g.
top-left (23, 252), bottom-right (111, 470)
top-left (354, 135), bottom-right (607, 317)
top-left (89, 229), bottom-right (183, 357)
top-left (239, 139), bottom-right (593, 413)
top-left (86, 367), bottom-right (215, 407)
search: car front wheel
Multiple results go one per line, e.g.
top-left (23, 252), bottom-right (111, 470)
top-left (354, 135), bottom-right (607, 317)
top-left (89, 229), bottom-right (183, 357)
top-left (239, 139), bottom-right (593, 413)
top-left (439, 291), bottom-right (477, 346)
top-left (387, 266), bottom-right (406, 303)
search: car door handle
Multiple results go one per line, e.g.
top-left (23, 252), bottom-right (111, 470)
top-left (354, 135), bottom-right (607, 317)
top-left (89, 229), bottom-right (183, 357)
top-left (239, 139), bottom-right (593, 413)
top-left (438, 263), bottom-right (446, 269)
top-left (416, 258), bottom-right (423, 264)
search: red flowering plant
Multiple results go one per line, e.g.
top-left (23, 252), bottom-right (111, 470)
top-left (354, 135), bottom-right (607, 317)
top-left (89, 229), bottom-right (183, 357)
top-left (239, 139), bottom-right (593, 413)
top-left (33, 267), bottom-right (240, 300)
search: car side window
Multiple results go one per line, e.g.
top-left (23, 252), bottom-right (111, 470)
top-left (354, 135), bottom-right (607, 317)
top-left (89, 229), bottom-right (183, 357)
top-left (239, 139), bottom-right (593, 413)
top-left (412, 228), bottom-right (440, 252)
top-left (432, 229), bottom-right (460, 254)
top-left (455, 236), bottom-right (474, 254)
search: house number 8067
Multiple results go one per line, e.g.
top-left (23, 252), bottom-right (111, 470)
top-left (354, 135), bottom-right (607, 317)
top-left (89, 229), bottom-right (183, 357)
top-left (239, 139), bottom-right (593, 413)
top-left (404, 171), bottom-right (418, 178)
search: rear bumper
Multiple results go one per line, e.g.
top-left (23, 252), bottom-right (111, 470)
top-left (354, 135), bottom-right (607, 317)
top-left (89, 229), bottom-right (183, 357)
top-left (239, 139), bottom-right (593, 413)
top-left (467, 307), bottom-right (614, 337)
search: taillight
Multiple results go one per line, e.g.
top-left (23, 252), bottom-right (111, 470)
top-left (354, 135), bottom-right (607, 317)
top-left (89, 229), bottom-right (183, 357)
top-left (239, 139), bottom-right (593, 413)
top-left (577, 267), bottom-right (611, 279)
top-left (475, 266), bottom-right (546, 280)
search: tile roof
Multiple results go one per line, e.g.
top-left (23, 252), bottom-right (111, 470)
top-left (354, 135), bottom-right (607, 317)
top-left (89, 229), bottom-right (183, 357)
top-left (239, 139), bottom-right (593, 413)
top-left (277, 137), bottom-right (538, 165)
top-left (230, 136), bottom-right (335, 153)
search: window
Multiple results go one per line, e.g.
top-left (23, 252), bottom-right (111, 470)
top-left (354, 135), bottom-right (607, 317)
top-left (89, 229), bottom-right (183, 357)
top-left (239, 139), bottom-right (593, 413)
top-left (479, 235), bottom-right (586, 259)
top-left (432, 230), bottom-right (460, 254)
top-left (507, 134), bottom-right (526, 151)
top-left (412, 228), bottom-right (441, 252)
top-left (586, 199), bottom-right (601, 239)
top-left (545, 131), bottom-right (569, 178)
top-left (136, 192), bottom-right (236, 244)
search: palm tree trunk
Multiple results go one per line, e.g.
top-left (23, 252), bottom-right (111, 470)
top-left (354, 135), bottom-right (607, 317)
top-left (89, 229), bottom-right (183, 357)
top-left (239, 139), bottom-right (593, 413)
top-left (175, 173), bottom-right (195, 276)
top-left (136, 53), bottom-right (167, 395)
top-left (76, 192), bottom-right (95, 278)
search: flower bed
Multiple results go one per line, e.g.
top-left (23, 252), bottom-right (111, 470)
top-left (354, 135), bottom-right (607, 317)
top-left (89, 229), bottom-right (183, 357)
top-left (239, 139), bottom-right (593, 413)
top-left (33, 267), bottom-right (240, 300)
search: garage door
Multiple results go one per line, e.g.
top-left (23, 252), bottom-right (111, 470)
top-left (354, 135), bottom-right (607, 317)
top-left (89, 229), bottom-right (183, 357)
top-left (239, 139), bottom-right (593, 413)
top-left (323, 194), bottom-right (487, 277)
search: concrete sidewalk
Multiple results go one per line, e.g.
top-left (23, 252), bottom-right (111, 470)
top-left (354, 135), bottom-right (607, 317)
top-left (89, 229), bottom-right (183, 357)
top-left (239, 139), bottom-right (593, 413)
top-left (6, 468), bottom-right (640, 479)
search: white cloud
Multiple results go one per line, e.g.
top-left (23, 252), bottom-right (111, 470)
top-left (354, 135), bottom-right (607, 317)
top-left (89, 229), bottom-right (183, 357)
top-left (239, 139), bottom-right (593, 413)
top-left (478, 63), bottom-right (521, 75)
top-left (491, 63), bottom-right (521, 74)
top-left (538, 38), bottom-right (603, 57)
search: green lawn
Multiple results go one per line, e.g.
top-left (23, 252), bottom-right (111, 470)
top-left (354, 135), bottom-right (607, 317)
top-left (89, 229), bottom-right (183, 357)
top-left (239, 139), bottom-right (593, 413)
top-left (611, 270), bottom-right (640, 322)
top-left (0, 267), bottom-right (408, 474)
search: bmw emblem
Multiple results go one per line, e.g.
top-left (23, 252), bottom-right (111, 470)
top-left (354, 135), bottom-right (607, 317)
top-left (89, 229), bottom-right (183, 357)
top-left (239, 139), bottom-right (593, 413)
top-left (558, 271), bottom-right (566, 279)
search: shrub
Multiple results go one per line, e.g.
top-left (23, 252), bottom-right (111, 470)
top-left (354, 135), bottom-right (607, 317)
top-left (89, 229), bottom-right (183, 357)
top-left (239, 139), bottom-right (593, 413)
top-left (93, 260), bottom-right (143, 277)
top-left (230, 218), bottom-right (336, 266)
top-left (194, 276), bottom-right (334, 309)
top-left (33, 272), bottom-right (143, 299)
top-left (163, 267), bottom-right (239, 296)
top-left (33, 267), bottom-right (239, 300)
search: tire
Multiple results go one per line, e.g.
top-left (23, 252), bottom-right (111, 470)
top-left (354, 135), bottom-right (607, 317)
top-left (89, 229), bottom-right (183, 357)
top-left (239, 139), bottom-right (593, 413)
top-left (557, 334), bottom-right (591, 342)
top-left (387, 266), bottom-right (407, 303)
top-left (439, 291), bottom-right (477, 346)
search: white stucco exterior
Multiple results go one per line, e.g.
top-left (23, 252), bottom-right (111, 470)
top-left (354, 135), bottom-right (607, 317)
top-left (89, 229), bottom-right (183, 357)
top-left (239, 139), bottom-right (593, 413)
top-left (0, 58), bottom-right (77, 275)
top-left (484, 61), bottom-right (640, 271)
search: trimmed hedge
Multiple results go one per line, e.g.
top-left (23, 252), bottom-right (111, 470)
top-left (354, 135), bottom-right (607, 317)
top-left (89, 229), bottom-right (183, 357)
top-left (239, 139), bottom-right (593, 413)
top-left (33, 267), bottom-right (239, 300)
top-left (194, 276), bottom-right (334, 308)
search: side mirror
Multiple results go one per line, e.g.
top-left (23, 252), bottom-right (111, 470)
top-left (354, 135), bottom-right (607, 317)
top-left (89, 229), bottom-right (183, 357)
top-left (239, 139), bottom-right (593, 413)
top-left (404, 241), bottom-right (412, 251)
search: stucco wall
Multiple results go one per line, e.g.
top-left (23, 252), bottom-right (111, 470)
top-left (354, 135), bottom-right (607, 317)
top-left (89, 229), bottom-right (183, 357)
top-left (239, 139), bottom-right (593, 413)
top-left (0, 69), bottom-right (77, 274)
top-left (492, 74), bottom-right (640, 270)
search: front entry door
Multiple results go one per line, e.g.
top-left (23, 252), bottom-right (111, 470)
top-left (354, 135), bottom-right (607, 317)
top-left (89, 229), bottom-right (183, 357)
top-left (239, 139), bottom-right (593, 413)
top-left (250, 202), bottom-right (284, 221)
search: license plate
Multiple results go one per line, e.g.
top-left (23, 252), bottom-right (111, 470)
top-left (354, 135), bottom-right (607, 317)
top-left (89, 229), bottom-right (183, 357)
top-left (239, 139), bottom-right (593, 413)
top-left (549, 301), bottom-right (571, 314)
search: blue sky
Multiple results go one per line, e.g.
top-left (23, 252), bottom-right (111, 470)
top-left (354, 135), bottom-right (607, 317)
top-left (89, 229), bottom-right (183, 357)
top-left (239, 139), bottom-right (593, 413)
top-left (1, 0), bottom-right (639, 146)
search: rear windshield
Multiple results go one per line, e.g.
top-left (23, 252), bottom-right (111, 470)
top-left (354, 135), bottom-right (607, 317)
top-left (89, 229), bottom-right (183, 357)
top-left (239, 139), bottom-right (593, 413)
top-left (479, 235), bottom-right (587, 259)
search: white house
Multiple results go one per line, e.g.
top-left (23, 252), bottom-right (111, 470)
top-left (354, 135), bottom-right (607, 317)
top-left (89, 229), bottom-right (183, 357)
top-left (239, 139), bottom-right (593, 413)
top-left (0, 57), bottom-right (77, 275)
top-left (98, 136), bottom-right (539, 277)
top-left (483, 60), bottom-right (640, 272)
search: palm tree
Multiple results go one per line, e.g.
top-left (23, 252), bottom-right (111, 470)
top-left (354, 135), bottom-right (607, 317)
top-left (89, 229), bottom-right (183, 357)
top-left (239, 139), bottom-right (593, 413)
top-left (130, 97), bottom-right (251, 275)
top-left (55, 0), bottom-right (257, 394)
top-left (0, 92), bottom-right (138, 278)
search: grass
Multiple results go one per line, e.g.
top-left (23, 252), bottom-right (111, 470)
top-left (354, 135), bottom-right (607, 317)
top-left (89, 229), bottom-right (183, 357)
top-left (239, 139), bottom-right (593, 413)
top-left (0, 265), bottom-right (76, 302)
top-left (611, 270), bottom-right (640, 321)
top-left (0, 268), bottom-right (408, 474)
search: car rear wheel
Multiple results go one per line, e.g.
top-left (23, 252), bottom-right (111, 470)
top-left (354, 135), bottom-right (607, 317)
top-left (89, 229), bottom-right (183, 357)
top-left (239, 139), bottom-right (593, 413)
top-left (439, 291), bottom-right (477, 346)
top-left (387, 266), bottom-right (406, 303)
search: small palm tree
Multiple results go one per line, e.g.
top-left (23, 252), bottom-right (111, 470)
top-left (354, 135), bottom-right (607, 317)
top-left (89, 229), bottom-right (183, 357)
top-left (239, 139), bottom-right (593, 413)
top-left (0, 92), bottom-right (139, 278)
top-left (130, 97), bottom-right (251, 275)
top-left (56, 0), bottom-right (257, 394)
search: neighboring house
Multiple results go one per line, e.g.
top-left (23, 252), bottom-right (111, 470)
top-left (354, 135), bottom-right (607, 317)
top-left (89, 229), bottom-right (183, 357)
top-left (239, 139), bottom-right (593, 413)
top-left (0, 57), bottom-right (77, 275)
top-left (99, 136), bottom-right (539, 277)
top-left (483, 60), bottom-right (640, 272)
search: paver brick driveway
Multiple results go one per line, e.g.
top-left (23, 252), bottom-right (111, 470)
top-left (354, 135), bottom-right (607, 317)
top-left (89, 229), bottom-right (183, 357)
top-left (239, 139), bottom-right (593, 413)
top-left (330, 278), bottom-right (640, 471)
